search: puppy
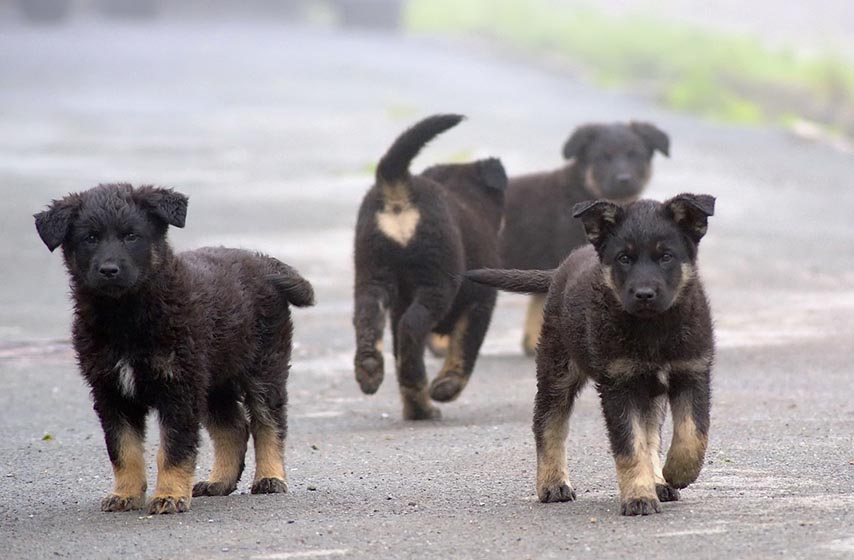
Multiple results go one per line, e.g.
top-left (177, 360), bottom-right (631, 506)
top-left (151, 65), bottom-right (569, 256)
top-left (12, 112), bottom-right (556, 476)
top-left (34, 184), bottom-right (314, 514)
top-left (499, 122), bottom-right (670, 355)
top-left (353, 114), bottom-right (507, 420)
top-left (467, 194), bottom-right (715, 516)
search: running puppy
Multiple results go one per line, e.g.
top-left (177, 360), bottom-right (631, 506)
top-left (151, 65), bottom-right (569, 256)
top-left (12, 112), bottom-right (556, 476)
top-left (467, 194), bottom-right (715, 516)
top-left (500, 122), bottom-right (670, 355)
top-left (353, 114), bottom-right (506, 420)
top-left (34, 184), bottom-right (314, 514)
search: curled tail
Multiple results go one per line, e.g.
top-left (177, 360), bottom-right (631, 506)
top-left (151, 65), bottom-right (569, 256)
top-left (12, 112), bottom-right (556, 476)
top-left (377, 114), bottom-right (465, 185)
top-left (464, 268), bottom-right (553, 294)
top-left (266, 269), bottom-right (315, 308)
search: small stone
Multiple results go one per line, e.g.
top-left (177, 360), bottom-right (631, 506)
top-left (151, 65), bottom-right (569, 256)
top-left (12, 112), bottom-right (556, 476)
top-left (307, 485), bottom-right (317, 491)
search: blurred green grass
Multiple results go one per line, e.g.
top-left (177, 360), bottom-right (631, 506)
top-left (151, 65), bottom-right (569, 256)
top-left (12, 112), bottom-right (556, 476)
top-left (405, 0), bottom-right (854, 133)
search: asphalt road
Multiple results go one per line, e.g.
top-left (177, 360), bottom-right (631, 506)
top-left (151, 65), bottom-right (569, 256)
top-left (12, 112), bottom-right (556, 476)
top-left (1, 20), bottom-right (853, 560)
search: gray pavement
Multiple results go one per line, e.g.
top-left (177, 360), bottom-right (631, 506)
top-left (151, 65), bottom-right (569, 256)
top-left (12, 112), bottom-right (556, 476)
top-left (0, 20), bottom-right (852, 560)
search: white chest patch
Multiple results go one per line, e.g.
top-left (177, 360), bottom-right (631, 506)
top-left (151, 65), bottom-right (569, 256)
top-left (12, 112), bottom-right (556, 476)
top-left (376, 207), bottom-right (420, 247)
top-left (115, 359), bottom-right (136, 399)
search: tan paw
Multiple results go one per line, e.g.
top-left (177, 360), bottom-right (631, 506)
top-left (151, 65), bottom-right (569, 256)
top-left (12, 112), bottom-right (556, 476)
top-left (146, 495), bottom-right (190, 514)
top-left (100, 493), bottom-right (145, 512)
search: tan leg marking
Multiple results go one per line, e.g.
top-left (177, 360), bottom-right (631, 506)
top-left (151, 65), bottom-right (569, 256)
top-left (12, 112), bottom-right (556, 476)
top-left (152, 446), bottom-right (194, 499)
top-left (663, 398), bottom-right (708, 489)
top-left (147, 440), bottom-right (194, 514)
top-left (536, 413), bottom-right (573, 502)
top-left (522, 294), bottom-right (546, 356)
top-left (427, 333), bottom-right (449, 356)
top-left (252, 425), bottom-right (286, 483)
top-left (209, 423), bottom-right (248, 484)
top-left (647, 396), bottom-right (667, 486)
top-left (101, 427), bottom-right (147, 512)
top-left (614, 413), bottom-right (657, 504)
top-left (429, 313), bottom-right (470, 402)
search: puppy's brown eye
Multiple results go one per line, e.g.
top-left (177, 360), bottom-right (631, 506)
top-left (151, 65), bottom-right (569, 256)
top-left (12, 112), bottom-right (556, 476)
top-left (124, 233), bottom-right (139, 242)
top-left (660, 253), bottom-right (673, 263)
top-left (617, 254), bottom-right (632, 265)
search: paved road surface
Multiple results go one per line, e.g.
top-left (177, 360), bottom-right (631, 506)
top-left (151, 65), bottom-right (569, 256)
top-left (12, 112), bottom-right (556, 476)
top-left (0, 20), bottom-right (852, 560)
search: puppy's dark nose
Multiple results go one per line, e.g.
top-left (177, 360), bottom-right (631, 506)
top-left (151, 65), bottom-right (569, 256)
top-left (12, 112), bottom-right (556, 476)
top-left (633, 287), bottom-right (657, 301)
top-left (99, 263), bottom-right (120, 279)
top-left (617, 174), bottom-right (633, 185)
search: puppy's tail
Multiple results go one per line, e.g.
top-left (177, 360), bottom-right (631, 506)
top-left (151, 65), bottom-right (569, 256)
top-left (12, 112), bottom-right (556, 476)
top-left (266, 269), bottom-right (315, 308)
top-left (464, 268), bottom-right (553, 294)
top-left (376, 114), bottom-right (465, 185)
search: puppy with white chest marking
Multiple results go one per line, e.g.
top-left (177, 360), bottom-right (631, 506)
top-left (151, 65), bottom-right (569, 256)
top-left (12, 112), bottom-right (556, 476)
top-left (353, 114), bottom-right (507, 420)
top-left (35, 184), bottom-right (314, 514)
top-left (467, 193), bottom-right (715, 516)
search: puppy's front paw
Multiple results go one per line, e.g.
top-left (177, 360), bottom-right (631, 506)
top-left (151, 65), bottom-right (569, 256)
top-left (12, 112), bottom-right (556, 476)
top-left (251, 477), bottom-right (288, 494)
top-left (429, 374), bottom-right (466, 403)
top-left (537, 481), bottom-right (576, 503)
top-left (620, 497), bottom-right (661, 516)
top-left (147, 495), bottom-right (190, 514)
top-left (655, 483), bottom-right (680, 502)
top-left (193, 480), bottom-right (237, 497)
top-left (101, 493), bottom-right (145, 512)
top-left (403, 401), bottom-right (442, 421)
top-left (355, 351), bottom-right (384, 394)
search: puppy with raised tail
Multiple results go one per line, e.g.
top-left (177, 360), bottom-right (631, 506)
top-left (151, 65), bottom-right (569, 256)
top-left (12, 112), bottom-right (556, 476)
top-left (353, 114), bottom-right (507, 420)
top-left (467, 194), bottom-right (715, 516)
top-left (35, 184), bottom-right (314, 514)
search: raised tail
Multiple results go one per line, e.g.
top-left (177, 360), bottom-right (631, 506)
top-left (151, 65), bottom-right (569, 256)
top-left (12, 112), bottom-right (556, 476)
top-left (266, 269), bottom-right (315, 308)
top-left (376, 114), bottom-right (465, 185)
top-left (464, 268), bottom-right (553, 294)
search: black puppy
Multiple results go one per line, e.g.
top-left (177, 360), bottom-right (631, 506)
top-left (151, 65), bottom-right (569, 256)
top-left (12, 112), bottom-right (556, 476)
top-left (353, 114), bottom-right (507, 420)
top-left (34, 184), bottom-right (314, 514)
top-left (500, 122), bottom-right (670, 355)
top-left (468, 194), bottom-right (715, 516)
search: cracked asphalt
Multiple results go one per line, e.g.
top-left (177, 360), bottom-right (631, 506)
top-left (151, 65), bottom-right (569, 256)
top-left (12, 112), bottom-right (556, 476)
top-left (0, 18), bottom-right (852, 560)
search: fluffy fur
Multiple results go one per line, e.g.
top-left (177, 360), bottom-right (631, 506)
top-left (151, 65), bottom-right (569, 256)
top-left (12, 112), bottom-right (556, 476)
top-left (34, 184), bottom-right (314, 514)
top-left (467, 193), bottom-right (715, 516)
top-left (353, 114), bottom-right (507, 419)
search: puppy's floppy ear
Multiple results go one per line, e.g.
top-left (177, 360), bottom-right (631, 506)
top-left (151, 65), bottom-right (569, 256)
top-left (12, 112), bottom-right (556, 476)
top-left (34, 193), bottom-right (82, 252)
top-left (134, 186), bottom-right (189, 228)
top-left (477, 157), bottom-right (508, 192)
top-left (630, 122), bottom-right (670, 157)
top-left (562, 125), bottom-right (599, 160)
top-left (663, 193), bottom-right (715, 243)
top-left (572, 199), bottom-right (625, 250)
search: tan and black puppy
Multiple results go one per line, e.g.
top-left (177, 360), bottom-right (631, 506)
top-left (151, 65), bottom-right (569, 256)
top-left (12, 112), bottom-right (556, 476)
top-left (467, 193), bottom-right (715, 516)
top-left (35, 184), bottom-right (314, 514)
top-left (500, 122), bottom-right (670, 355)
top-left (353, 114), bottom-right (507, 420)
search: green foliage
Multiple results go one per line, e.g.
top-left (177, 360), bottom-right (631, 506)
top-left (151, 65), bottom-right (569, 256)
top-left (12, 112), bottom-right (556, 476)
top-left (406, 0), bottom-right (854, 129)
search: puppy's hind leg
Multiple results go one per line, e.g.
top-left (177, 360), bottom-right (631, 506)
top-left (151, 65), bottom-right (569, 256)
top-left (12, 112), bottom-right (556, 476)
top-left (429, 289), bottom-right (497, 402)
top-left (353, 282), bottom-right (392, 394)
top-left (533, 329), bottom-right (586, 503)
top-left (396, 290), bottom-right (449, 420)
top-left (522, 294), bottom-right (546, 357)
top-left (246, 379), bottom-right (289, 495)
top-left (193, 385), bottom-right (249, 497)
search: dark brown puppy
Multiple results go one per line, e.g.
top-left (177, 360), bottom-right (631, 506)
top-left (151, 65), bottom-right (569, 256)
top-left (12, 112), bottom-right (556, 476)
top-left (467, 193), bottom-right (715, 516)
top-left (500, 122), bottom-right (670, 355)
top-left (353, 114), bottom-right (506, 420)
top-left (34, 184), bottom-right (314, 514)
